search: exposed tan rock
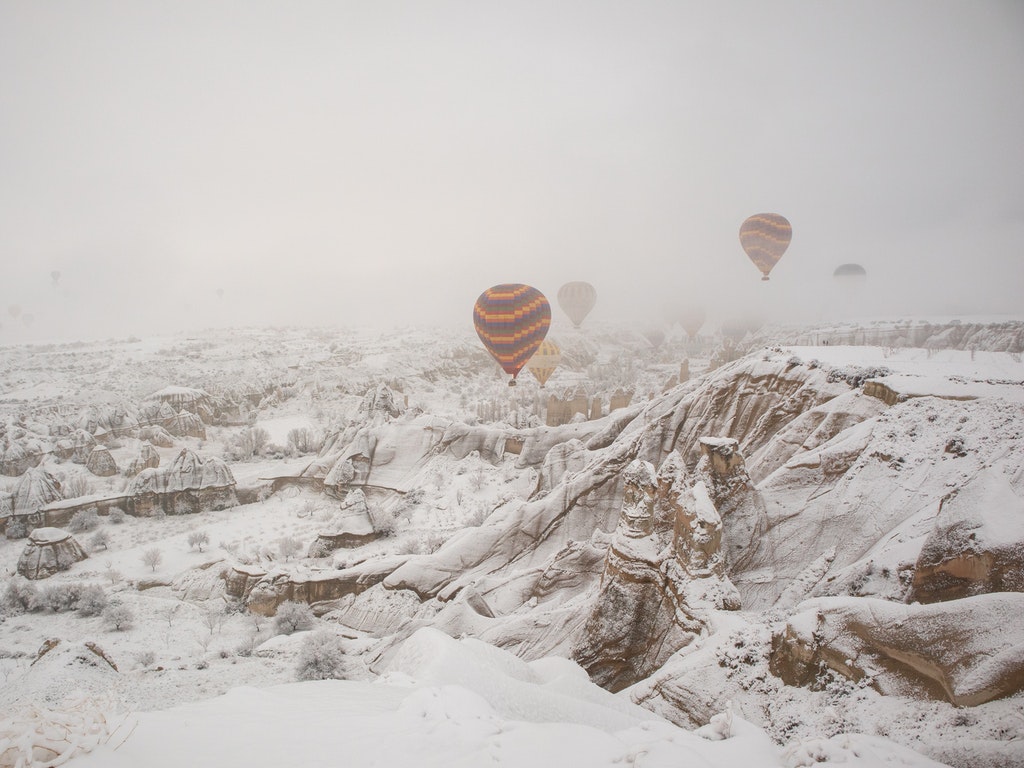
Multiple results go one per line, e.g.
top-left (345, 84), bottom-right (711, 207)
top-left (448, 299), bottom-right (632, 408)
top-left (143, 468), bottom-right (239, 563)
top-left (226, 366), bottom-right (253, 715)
top-left (85, 445), bottom-right (118, 477)
top-left (308, 489), bottom-right (377, 557)
top-left (770, 594), bottom-right (1024, 706)
top-left (908, 467), bottom-right (1024, 603)
top-left (572, 453), bottom-right (739, 692)
top-left (17, 527), bottom-right (88, 579)
top-left (127, 448), bottom-right (237, 516)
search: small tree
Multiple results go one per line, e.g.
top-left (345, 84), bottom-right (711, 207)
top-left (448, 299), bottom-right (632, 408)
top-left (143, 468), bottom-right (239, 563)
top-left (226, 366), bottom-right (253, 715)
top-left (188, 531), bottom-right (210, 552)
top-left (142, 548), bottom-right (163, 572)
top-left (105, 562), bottom-right (123, 585)
top-left (41, 582), bottom-right (82, 612)
top-left (274, 601), bottom-right (315, 635)
top-left (295, 630), bottom-right (346, 681)
top-left (68, 508), bottom-right (100, 533)
top-left (90, 529), bottom-right (110, 551)
top-left (104, 601), bottom-right (134, 631)
top-left (278, 537), bottom-right (302, 562)
top-left (2, 577), bottom-right (41, 614)
top-left (76, 584), bottom-right (109, 617)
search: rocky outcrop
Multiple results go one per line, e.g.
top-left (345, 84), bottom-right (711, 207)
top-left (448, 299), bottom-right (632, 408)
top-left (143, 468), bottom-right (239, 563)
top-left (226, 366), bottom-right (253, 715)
top-left (0, 438), bottom-right (42, 476)
top-left (572, 453), bottom-right (739, 692)
top-left (695, 437), bottom-right (766, 574)
top-left (138, 425), bottom-right (175, 447)
top-left (54, 429), bottom-right (96, 463)
top-left (8, 468), bottom-right (64, 534)
top-left (907, 467), bottom-right (1024, 603)
top-left (308, 489), bottom-right (377, 557)
top-left (125, 442), bottom-right (161, 477)
top-left (165, 410), bottom-right (206, 439)
top-left (226, 557), bottom-right (406, 615)
top-left (17, 527), bottom-right (88, 579)
top-left (85, 446), bottom-right (118, 477)
top-left (770, 593), bottom-right (1024, 706)
top-left (127, 448), bottom-right (237, 516)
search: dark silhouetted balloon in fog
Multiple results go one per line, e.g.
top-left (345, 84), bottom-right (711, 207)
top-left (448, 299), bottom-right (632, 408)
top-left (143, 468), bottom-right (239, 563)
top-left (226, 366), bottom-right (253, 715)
top-left (833, 263), bottom-right (866, 279)
top-left (739, 213), bottom-right (792, 280)
top-left (473, 284), bottom-right (551, 386)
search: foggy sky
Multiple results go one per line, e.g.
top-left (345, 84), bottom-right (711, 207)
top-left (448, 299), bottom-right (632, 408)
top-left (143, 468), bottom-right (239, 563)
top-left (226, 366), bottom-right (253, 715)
top-left (2, 1), bottom-right (1023, 343)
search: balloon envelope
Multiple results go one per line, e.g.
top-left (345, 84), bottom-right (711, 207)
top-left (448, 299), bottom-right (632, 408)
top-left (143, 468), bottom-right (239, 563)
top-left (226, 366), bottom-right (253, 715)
top-left (473, 284), bottom-right (551, 383)
top-left (833, 263), bottom-right (866, 279)
top-left (557, 282), bottom-right (597, 328)
top-left (739, 213), bottom-right (792, 280)
top-left (678, 306), bottom-right (706, 340)
top-left (526, 339), bottom-right (561, 387)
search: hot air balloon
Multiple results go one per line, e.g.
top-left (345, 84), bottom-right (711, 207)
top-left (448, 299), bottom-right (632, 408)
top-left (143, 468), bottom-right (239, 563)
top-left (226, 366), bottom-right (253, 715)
top-left (833, 263), bottom-right (866, 280)
top-left (557, 282), bottom-right (597, 328)
top-left (473, 284), bottom-right (551, 386)
top-left (739, 213), bottom-right (791, 280)
top-left (678, 306), bottom-right (706, 340)
top-left (642, 327), bottom-right (665, 350)
top-left (216, 287), bottom-right (224, 299)
top-left (8, 305), bottom-right (21, 320)
top-left (50, 270), bottom-right (61, 287)
top-left (526, 339), bottom-right (561, 387)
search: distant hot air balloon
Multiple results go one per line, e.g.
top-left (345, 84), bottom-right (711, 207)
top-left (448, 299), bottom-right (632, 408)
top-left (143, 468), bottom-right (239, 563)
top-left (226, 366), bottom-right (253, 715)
top-left (642, 327), bottom-right (665, 350)
top-left (833, 263), bottom-right (866, 280)
top-left (739, 213), bottom-right (792, 281)
top-left (50, 270), bottom-right (61, 287)
top-left (526, 339), bottom-right (561, 387)
top-left (216, 288), bottom-right (224, 299)
top-left (557, 282), bottom-right (597, 328)
top-left (8, 305), bottom-right (21, 320)
top-left (473, 284), bottom-right (551, 386)
top-left (678, 306), bottom-right (706, 340)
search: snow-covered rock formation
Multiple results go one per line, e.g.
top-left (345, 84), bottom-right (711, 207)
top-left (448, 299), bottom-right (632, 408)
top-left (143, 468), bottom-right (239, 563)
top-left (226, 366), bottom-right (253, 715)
top-left (572, 455), bottom-right (739, 691)
top-left (16, 527), bottom-right (88, 579)
top-left (127, 448), bottom-right (237, 516)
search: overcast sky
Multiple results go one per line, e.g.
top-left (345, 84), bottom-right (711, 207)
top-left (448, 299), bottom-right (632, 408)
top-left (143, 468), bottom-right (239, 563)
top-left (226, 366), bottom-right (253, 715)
top-left (1, 1), bottom-right (1022, 342)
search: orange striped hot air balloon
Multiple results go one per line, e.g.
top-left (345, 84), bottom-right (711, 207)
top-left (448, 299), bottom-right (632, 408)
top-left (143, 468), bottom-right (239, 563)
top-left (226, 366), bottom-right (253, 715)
top-left (526, 339), bottom-right (561, 387)
top-left (473, 284), bottom-right (551, 386)
top-left (557, 282), bottom-right (597, 328)
top-left (739, 213), bottom-right (792, 281)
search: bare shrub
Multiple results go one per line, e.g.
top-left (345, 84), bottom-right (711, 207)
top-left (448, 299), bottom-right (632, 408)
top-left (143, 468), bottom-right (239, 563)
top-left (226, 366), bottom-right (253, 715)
top-left (278, 537), bottom-right (302, 561)
top-left (287, 427), bottom-right (323, 455)
top-left (89, 529), bottom-right (110, 551)
top-left (188, 531), bottom-right (210, 552)
top-left (274, 601), bottom-right (315, 635)
top-left (295, 630), bottom-right (346, 681)
top-left (68, 509), bottom-right (100, 533)
top-left (41, 582), bottom-right (82, 612)
top-left (2, 577), bottom-right (41, 614)
top-left (76, 585), bottom-right (108, 617)
top-left (61, 474), bottom-right (93, 499)
top-left (103, 601), bottom-right (134, 631)
top-left (141, 548), bottom-right (163, 572)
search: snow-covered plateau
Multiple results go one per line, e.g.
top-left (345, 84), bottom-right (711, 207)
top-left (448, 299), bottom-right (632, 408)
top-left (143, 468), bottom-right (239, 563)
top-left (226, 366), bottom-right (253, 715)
top-left (0, 319), bottom-right (1022, 768)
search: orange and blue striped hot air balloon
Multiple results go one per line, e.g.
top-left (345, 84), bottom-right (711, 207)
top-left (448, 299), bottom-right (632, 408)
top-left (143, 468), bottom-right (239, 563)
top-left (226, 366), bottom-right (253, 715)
top-left (739, 213), bottom-right (792, 281)
top-left (473, 284), bottom-right (551, 386)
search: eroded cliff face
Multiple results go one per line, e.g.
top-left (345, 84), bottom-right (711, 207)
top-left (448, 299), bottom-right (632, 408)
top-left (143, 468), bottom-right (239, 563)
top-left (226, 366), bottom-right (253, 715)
top-left (572, 454), bottom-right (739, 692)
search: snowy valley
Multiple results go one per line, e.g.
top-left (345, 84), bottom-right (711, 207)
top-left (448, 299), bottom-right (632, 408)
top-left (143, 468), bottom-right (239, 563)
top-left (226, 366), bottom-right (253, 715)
top-left (1, 319), bottom-right (1022, 768)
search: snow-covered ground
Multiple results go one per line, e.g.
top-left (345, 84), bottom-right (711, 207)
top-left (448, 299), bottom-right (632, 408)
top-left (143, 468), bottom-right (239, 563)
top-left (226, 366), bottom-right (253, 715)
top-left (1, 321), bottom-right (1022, 768)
